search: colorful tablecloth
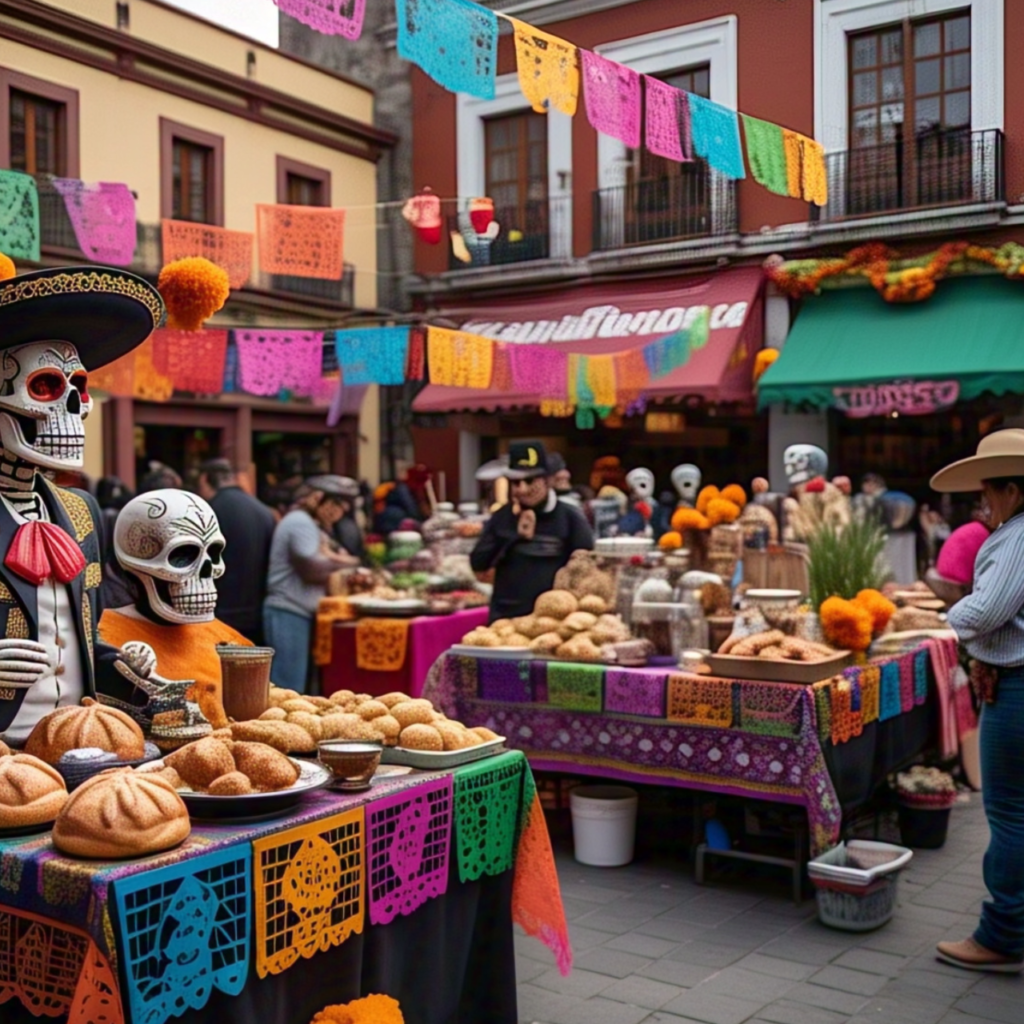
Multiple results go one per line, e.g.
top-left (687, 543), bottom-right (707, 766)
top-left (425, 641), bottom-right (945, 859)
top-left (0, 751), bottom-right (569, 1024)
top-left (322, 607), bottom-right (488, 699)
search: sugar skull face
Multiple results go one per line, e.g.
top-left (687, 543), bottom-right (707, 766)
top-left (114, 490), bottom-right (225, 624)
top-left (671, 464), bottom-right (702, 504)
top-left (783, 445), bottom-right (828, 486)
top-left (0, 341), bottom-right (93, 471)
top-left (625, 468), bottom-right (655, 502)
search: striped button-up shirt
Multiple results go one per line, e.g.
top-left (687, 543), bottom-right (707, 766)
top-left (947, 512), bottom-right (1024, 666)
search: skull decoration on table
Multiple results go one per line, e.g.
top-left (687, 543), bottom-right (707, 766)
top-left (619, 467), bottom-right (656, 537)
top-left (783, 445), bottom-right (829, 488)
top-left (671, 464), bottom-right (702, 507)
top-left (114, 490), bottom-right (226, 625)
top-left (625, 468), bottom-right (655, 504)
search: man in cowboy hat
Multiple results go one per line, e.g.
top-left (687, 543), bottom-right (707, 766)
top-left (470, 440), bottom-right (593, 622)
top-left (0, 264), bottom-right (167, 744)
top-left (932, 428), bottom-right (1024, 974)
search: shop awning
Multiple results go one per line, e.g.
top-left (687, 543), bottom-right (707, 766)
top-left (413, 267), bottom-right (765, 413)
top-left (758, 277), bottom-right (1024, 413)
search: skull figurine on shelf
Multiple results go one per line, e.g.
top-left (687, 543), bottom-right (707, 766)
top-left (0, 342), bottom-right (93, 472)
top-left (625, 467), bottom-right (655, 503)
top-left (783, 445), bottom-right (829, 488)
top-left (671, 464), bottom-right (702, 506)
top-left (114, 490), bottom-right (226, 625)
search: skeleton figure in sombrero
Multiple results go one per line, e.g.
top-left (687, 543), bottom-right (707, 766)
top-left (0, 264), bottom-right (187, 746)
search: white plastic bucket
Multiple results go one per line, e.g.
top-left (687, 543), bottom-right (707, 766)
top-left (570, 785), bottom-right (639, 867)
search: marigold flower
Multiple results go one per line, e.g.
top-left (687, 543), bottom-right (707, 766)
top-left (658, 531), bottom-right (684, 550)
top-left (820, 596), bottom-right (873, 652)
top-left (0, 252), bottom-right (15, 281)
top-left (720, 484), bottom-right (748, 508)
top-left (705, 498), bottom-right (741, 526)
top-left (157, 256), bottom-right (230, 331)
top-left (696, 486), bottom-right (720, 514)
top-left (853, 588), bottom-right (896, 635)
top-left (671, 508), bottom-right (711, 532)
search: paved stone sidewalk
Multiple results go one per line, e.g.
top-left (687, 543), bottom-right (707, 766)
top-left (516, 795), bottom-right (1021, 1024)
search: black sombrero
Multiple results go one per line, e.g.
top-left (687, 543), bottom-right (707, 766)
top-left (0, 266), bottom-right (165, 370)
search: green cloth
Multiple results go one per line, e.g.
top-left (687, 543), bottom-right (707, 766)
top-left (453, 750), bottom-right (525, 883)
top-left (758, 276), bottom-right (1024, 409)
top-left (0, 169), bottom-right (41, 261)
top-left (547, 662), bottom-right (604, 711)
top-left (741, 115), bottom-right (789, 197)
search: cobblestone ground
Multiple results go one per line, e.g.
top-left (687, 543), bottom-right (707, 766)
top-left (516, 794), bottom-right (1021, 1024)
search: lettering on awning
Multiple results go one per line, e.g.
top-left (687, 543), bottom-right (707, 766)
top-left (832, 380), bottom-right (960, 418)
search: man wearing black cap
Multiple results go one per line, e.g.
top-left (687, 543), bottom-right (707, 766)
top-left (471, 441), bottom-right (593, 622)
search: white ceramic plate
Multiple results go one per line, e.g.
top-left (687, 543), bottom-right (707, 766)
top-left (380, 737), bottom-right (507, 770)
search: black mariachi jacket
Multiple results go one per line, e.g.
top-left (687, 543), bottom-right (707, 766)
top-left (0, 480), bottom-right (126, 734)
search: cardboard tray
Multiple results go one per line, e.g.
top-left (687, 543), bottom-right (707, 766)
top-left (706, 650), bottom-right (852, 683)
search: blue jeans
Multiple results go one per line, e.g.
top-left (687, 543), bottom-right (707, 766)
top-left (976, 669), bottom-right (1024, 957)
top-left (262, 605), bottom-right (313, 694)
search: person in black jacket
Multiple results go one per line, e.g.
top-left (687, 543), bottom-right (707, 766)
top-left (470, 441), bottom-right (593, 622)
top-left (198, 458), bottom-right (277, 645)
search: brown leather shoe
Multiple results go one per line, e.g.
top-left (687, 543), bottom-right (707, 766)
top-left (936, 937), bottom-right (1024, 973)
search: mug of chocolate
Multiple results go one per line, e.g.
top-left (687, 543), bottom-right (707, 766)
top-left (216, 645), bottom-right (274, 722)
top-left (317, 739), bottom-right (383, 791)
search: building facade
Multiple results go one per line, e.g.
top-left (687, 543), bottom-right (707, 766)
top-left (0, 0), bottom-right (395, 493)
top-left (399, 0), bottom-right (1024, 508)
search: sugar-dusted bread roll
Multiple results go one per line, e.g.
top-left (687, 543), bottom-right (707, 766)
top-left (165, 737), bottom-right (236, 791)
top-left (0, 753), bottom-right (68, 827)
top-left (53, 769), bottom-right (190, 858)
top-left (25, 698), bottom-right (145, 765)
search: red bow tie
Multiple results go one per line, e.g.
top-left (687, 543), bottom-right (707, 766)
top-left (4, 521), bottom-right (86, 587)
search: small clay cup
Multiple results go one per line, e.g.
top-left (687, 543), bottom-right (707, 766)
top-left (317, 739), bottom-right (383, 790)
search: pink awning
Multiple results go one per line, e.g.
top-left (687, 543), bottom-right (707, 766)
top-left (413, 267), bottom-right (765, 413)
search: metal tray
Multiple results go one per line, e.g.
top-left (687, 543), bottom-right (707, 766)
top-left (380, 737), bottom-right (506, 770)
top-left (706, 650), bottom-right (852, 684)
top-left (449, 645), bottom-right (533, 660)
top-left (166, 758), bottom-right (332, 822)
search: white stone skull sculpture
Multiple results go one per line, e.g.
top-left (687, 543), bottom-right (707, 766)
top-left (625, 467), bottom-right (655, 503)
top-left (114, 490), bottom-right (226, 625)
top-left (783, 445), bottom-right (829, 487)
top-left (671, 464), bottom-right (702, 505)
top-left (0, 341), bottom-right (93, 472)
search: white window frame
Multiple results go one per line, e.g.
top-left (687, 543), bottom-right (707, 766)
top-left (815, 0), bottom-right (1003, 153)
top-left (456, 74), bottom-right (573, 260)
top-left (591, 16), bottom-right (738, 246)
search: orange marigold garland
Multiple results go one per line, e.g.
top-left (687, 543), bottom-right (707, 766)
top-left (311, 994), bottom-right (404, 1024)
top-left (820, 596), bottom-right (873, 652)
top-left (853, 588), bottom-right (896, 635)
top-left (671, 507), bottom-right (710, 532)
top-left (157, 256), bottom-right (230, 331)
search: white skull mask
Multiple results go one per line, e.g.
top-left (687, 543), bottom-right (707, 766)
top-left (625, 467), bottom-right (655, 502)
top-left (671, 464), bottom-right (702, 504)
top-left (784, 445), bottom-right (829, 486)
top-left (0, 341), bottom-right (93, 471)
top-left (114, 490), bottom-right (226, 624)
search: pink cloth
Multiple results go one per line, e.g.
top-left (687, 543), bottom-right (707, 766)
top-left (581, 50), bottom-right (641, 148)
top-left (51, 179), bottom-right (136, 265)
top-left (235, 330), bottom-right (324, 397)
top-left (508, 345), bottom-right (568, 400)
top-left (643, 76), bottom-right (691, 162)
top-left (937, 521), bottom-right (990, 585)
top-left (276, 0), bottom-right (366, 40)
top-left (928, 636), bottom-right (960, 760)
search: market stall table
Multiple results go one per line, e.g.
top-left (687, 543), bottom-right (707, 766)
top-left (320, 607), bottom-right (489, 699)
top-left (425, 639), bottom-right (952, 856)
top-left (0, 751), bottom-right (569, 1024)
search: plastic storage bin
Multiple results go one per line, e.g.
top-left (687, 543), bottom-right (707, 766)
top-left (808, 840), bottom-right (913, 931)
top-left (570, 785), bottom-right (639, 867)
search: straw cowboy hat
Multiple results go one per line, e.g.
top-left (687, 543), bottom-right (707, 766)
top-left (931, 429), bottom-right (1024, 492)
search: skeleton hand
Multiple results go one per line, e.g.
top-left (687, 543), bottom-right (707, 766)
top-left (0, 639), bottom-right (51, 690)
top-left (118, 641), bottom-right (157, 680)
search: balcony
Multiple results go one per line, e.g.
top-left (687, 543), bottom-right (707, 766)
top-left (815, 128), bottom-right (1004, 221)
top-left (446, 196), bottom-right (572, 271)
top-left (592, 166), bottom-right (738, 251)
top-left (34, 176), bottom-right (354, 307)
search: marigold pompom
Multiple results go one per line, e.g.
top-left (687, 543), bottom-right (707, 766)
top-left (671, 507), bottom-right (710, 532)
top-left (820, 596), bottom-right (873, 652)
top-left (696, 485), bottom-right (720, 515)
top-left (0, 252), bottom-right (15, 281)
top-left (659, 530), bottom-right (684, 550)
top-left (853, 588), bottom-right (896, 635)
top-left (720, 484), bottom-right (748, 508)
top-left (753, 347), bottom-right (779, 383)
top-left (705, 498), bottom-right (741, 526)
top-left (311, 994), bottom-right (404, 1024)
top-left (157, 257), bottom-right (230, 331)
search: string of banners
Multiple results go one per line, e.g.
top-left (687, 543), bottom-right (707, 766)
top-left (276, 0), bottom-right (827, 205)
top-left (87, 315), bottom-right (709, 425)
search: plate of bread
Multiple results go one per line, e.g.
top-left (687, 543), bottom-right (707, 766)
top-left (136, 736), bottom-right (331, 822)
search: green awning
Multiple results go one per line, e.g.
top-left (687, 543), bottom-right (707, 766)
top-left (758, 276), bottom-right (1024, 410)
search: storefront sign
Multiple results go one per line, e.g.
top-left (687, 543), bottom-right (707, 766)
top-left (462, 301), bottom-right (748, 345)
top-left (832, 379), bottom-right (960, 418)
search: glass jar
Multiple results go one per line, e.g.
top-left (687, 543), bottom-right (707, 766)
top-left (675, 581), bottom-right (709, 653)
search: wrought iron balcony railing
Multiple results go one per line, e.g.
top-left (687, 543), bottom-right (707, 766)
top-left (446, 196), bottom-right (572, 270)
